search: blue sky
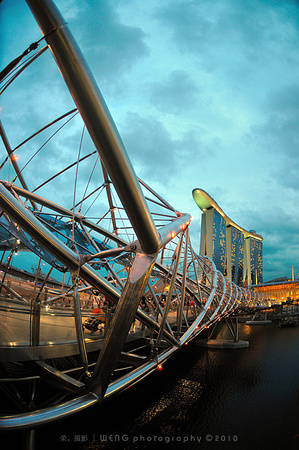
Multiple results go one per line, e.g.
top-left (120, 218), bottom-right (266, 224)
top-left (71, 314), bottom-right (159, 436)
top-left (1, 0), bottom-right (299, 282)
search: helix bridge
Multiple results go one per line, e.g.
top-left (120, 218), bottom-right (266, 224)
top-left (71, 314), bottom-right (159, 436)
top-left (0, 0), bottom-right (264, 432)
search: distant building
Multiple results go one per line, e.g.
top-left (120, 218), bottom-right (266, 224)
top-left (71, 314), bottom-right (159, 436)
top-left (253, 279), bottom-right (299, 303)
top-left (193, 188), bottom-right (263, 286)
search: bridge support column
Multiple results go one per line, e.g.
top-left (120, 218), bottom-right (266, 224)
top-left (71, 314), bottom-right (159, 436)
top-left (195, 317), bottom-right (249, 349)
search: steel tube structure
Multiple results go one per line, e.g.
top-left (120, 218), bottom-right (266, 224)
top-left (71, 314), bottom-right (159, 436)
top-left (25, 0), bottom-right (160, 255)
top-left (177, 228), bottom-right (189, 335)
top-left (72, 278), bottom-right (89, 374)
top-left (5, 182), bottom-right (128, 247)
top-left (155, 234), bottom-right (184, 346)
top-left (0, 393), bottom-right (99, 430)
top-left (0, 0), bottom-right (266, 433)
top-left (0, 123), bottom-right (37, 211)
top-left (0, 182), bottom-right (121, 300)
top-left (7, 183), bottom-right (191, 261)
top-left (88, 252), bottom-right (157, 398)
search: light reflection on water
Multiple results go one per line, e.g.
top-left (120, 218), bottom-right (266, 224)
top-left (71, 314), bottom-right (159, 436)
top-left (33, 322), bottom-right (299, 450)
top-left (134, 378), bottom-right (203, 427)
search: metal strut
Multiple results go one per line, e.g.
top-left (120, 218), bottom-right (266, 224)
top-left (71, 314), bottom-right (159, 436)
top-left (26, 0), bottom-right (161, 255)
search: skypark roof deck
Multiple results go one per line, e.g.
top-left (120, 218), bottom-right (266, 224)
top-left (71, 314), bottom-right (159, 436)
top-left (192, 188), bottom-right (263, 241)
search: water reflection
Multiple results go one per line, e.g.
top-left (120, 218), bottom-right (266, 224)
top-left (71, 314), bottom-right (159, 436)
top-left (135, 378), bottom-right (203, 427)
top-left (29, 323), bottom-right (299, 450)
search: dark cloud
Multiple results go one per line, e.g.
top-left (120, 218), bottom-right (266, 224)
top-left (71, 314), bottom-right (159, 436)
top-left (271, 159), bottom-right (299, 191)
top-left (120, 112), bottom-right (180, 180)
top-left (119, 112), bottom-right (215, 183)
top-left (155, 0), bottom-right (299, 74)
top-left (266, 84), bottom-right (299, 112)
top-left (155, 2), bottom-right (212, 52)
top-left (68, 1), bottom-right (149, 80)
top-left (147, 70), bottom-right (199, 114)
top-left (232, 206), bottom-right (299, 281)
top-left (252, 114), bottom-right (298, 155)
top-left (248, 84), bottom-right (299, 158)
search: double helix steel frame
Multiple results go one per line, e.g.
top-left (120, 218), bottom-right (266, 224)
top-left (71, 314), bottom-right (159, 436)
top-left (0, 0), bottom-right (263, 431)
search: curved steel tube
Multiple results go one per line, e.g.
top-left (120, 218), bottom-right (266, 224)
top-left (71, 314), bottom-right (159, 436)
top-left (0, 0), bottom-right (266, 432)
top-left (26, 0), bottom-right (160, 255)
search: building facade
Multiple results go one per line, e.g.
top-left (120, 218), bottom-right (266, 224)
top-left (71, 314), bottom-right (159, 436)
top-left (193, 188), bottom-right (263, 286)
top-left (252, 279), bottom-right (299, 303)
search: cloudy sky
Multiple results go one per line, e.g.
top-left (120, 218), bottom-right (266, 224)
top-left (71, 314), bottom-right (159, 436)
top-left (1, 0), bottom-right (299, 282)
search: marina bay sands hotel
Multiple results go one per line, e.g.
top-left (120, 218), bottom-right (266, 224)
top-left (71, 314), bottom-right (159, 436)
top-left (193, 189), bottom-right (263, 286)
